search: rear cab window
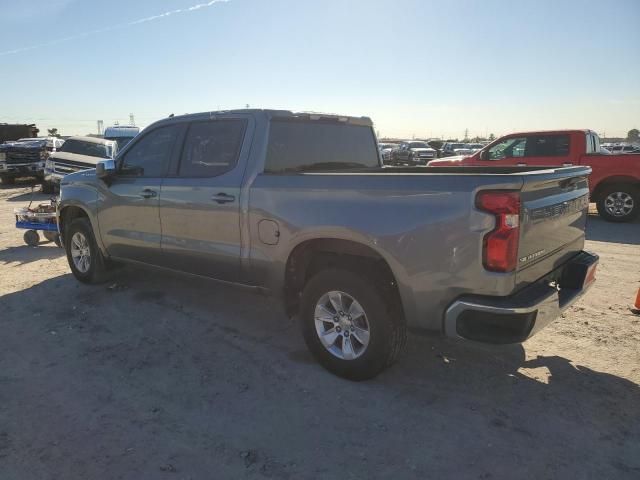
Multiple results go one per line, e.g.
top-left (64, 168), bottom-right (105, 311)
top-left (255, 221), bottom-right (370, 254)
top-left (265, 119), bottom-right (379, 173)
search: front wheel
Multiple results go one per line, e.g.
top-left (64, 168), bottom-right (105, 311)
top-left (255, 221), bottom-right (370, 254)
top-left (596, 184), bottom-right (639, 222)
top-left (64, 218), bottom-right (111, 283)
top-left (299, 268), bottom-right (406, 380)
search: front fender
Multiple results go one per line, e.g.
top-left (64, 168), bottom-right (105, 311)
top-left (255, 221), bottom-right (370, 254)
top-left (58, 183), bottom-right (106, 255)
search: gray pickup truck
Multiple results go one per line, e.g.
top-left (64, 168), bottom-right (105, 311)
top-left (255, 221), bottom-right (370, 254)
top-left (58, 109), bottom-right (598, 380)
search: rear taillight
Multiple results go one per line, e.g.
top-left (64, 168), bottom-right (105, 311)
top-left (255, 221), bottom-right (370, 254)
top-left (476, 191), bottom-right (521, 272)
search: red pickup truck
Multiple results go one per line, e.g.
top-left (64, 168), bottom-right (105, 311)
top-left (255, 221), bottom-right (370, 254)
top-left (429, 130), bottom-right (640, 222)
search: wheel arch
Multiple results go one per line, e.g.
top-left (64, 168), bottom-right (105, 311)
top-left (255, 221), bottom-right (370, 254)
top-left (591, 175), bottom-right (640, 202)
top-left (58, 203), bottom-right (106, 255)
top-left (282, 237), bottom-right (408, 321)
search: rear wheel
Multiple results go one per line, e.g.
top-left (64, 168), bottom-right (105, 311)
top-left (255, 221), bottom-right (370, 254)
top-left (64, 218), bottom-right (111, 283)
top-left (299, 268), bottom-right (406, 380)
top-left (596, 184), bottom-right (639, 222)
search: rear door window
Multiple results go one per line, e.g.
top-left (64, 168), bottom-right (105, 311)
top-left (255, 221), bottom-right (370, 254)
top-left (178, 120), bottom-right (247, 177)
top-left (524, 135), bottom-right (570, 157)
top-left (265, 120), bottom-right (379, 173)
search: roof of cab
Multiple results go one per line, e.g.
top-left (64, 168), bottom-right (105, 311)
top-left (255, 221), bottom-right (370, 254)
top-left (500, 129), bottom-right (592, 137)
top-left (104, 125), bottom-right (139, 136)
top-left (150, 109), bottom-right (373, 128)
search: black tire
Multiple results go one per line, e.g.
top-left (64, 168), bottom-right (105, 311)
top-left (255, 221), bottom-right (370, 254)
top-left (64, 217), bottom-right (111, 283)
top-left (596, 184), bottom-right (640, 223)
top-left (1, 175), bottom-right (15, 185)
top-left (299, 268), bottom-right (406, 380)
top-left (41, 182), bottom-right (56, 194)
top-left (23, 230), bottom-right (40, 246)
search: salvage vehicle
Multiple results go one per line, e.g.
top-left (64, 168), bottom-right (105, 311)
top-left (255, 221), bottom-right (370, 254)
top-left (609, 144), bottom-right (640, 154)
top-left (378, 142), bottom-right (397, 164)
top-left (42, 136), bottom-right (116, 193)
top-left (104, 125), bottom-right (140, 150)
top-left (429, 130), bottom-right (640, 222)
top-left (391, 140), bottom-right (437, 165)
top-left (441, 142), bottom-right (467, 157)
top-left (58, 110), bottom-right (598, 380)
top-left (0, 123), bottom-right (39, 144)
top-left (0, 137), bottom-right (64, 185)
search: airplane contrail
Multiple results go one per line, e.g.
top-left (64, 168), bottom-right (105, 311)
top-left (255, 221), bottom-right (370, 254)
top-left (0, 0), bottom-right (230, 56)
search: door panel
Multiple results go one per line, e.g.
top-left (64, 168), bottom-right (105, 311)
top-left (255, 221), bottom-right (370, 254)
top-left (98, 177), bottom-right (163, 263)
top-left (159, 116), bottom-right (253, 282)
top-left (97, 123), bottom-right (185, 263)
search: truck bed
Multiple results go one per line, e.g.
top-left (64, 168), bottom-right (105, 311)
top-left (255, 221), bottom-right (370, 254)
top-left (249, 165), bottom-right (592, 329)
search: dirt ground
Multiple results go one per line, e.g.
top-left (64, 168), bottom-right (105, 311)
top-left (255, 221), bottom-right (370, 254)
top-left (1, 180), bottom-right (639, 480)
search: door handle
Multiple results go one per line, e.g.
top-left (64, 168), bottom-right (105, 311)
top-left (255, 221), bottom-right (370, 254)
top-left (516, 163), bottom-right (527, 166)
top-left (562, 163), bottom-right (573, 167)
top-left (211, 193), bottom-right (235, 204)
top-left (139, 189), bottom-right (157, 199)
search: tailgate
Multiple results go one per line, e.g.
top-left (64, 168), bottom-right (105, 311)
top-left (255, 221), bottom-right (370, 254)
top-left (515, 167), bottom-right (591, 290)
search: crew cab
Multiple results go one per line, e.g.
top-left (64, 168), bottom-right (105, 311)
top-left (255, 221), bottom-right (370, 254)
top-left (42, 136), bottom-right (116, 193)
top-left (0, 136), bottom-right (64, 185)
top-left (58, 110), bottom-right (598, 380)
top-left (429, 130), bottom-right (640, 222)
top-left (391, 140), bottom-right (437, 165)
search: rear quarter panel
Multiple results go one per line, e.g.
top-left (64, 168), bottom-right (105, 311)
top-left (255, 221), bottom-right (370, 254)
top-left (247, 172), bottom-right (524, 330)
top-left (580, 153), bottom-right (640, 195)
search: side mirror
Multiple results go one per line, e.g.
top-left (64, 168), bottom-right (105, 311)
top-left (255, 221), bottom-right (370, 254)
top-left (96, 159), bottom-right (116, 179)
top-left (479, 150), bottom-right (489, 161)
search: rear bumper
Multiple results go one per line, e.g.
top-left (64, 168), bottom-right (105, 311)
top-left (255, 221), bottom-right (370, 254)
top-left (444, 251), bottom-right (598, 344)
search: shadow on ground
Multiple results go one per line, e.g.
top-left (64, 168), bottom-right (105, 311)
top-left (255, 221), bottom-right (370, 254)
top-left (586, 213), bottom-right (640, 245)
top-left (0, 243), bottom-right (64, 265)
top-left (0, 177), bottom-right (41, 191)
top-left (1, 268), bottom-right (638, 479)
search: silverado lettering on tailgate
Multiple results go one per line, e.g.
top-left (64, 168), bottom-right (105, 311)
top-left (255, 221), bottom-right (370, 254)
top-left (525, 194), bottom-right (589, 223)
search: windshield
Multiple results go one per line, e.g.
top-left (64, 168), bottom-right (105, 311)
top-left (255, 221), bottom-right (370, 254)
top-left (408, 142), bottom-right (429, 149)
top-left (59, 139), bottom-right (112, 158)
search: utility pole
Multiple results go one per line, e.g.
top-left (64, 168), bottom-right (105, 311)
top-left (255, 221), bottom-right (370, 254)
top-left (464, 128), bottom-right (469, 141)
top-left (129, 113), bottom-right (135, 126)
top-left (97, 120), bottom-right (103, 135)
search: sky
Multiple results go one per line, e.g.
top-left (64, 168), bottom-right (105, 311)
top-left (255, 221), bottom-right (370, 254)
top-left (0, 0), bottom-right (638, 139)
